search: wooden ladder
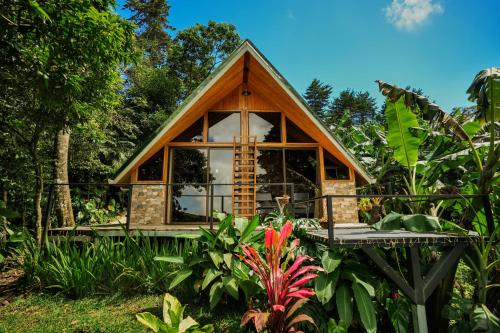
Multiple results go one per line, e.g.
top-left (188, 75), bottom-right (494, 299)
top-left (232, 136), bottom-right (257, 218)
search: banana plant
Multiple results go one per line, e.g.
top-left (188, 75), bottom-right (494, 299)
top-left (136, 293), bottom-right (214, 333)
top-left (377, 74), bottom-right (499, 235)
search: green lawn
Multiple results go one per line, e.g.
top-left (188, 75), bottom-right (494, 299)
top-left (0, 293), bottom-right (242, 333)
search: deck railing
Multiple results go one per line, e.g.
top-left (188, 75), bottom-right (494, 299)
top-left (291, 193), bottom-right (492, 249)
top-left (42, 182), bottom-right (311, 241)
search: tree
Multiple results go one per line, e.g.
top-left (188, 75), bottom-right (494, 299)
top-left (326, 89), bottom-right (378, 127)
top-left (167, 21), bottom-right (241, 99)
top-left (125, 0), bottom-right (173, 66)
top-left (123, 20), bottom-right (241, 142)
top-left (303, 79), bottom-right (333, 119)
top-left (0, 0), bottom-right (135, 243)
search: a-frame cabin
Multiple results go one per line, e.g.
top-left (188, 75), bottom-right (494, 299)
top-left (112, 40), bottom-right (373, 225)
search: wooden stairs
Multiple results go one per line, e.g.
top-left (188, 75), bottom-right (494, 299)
top-left (232, 136), bottom-right (257, 218)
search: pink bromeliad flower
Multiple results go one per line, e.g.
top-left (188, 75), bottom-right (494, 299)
top-left (240, 221), bottom-right (322, 333)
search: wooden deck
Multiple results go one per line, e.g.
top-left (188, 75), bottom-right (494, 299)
top-left (49, 223), bottom-right (218, 238)
top-left (307, 226), bottom-right (473, 248)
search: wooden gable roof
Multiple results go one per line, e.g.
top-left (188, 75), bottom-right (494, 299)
top-left (112, 40), bottom-right (374, 184)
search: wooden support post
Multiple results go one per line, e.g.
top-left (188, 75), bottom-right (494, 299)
top-left (326, 195), bottom-right (334, 249)
top-left (126, 184), bottom-right (133, 231)
top-left (363, 244), bottom-right (467, 333)
top-left (411, 304), bottom-right (428, 333)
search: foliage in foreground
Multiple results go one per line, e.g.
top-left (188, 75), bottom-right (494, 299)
top-left (136, 293), bottom-right (214, 333)
top-left (17, 235), bottom-right (197, 298)
top-left (240, 221), bottom-right (321, 333)
top-left (154, 213), bottom-right (264, 309)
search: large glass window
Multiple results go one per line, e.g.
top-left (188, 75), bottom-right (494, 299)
top-left (170, 148), bottom-right (208, 222)
top-left (208, 112), bottom-right (240, 142)
top-left (173, 117), bottom-right (204, 142)
top-left (285, 149), bottom-right (318, 195)
top-left (324, 150), bottom-right (350, 180)
top-left (249, 112), bottom-right (281, 142)
top-left (208, 149), bottom-right (232, 214)
top-left (286, 118), bottom-right (315, 143)
top-left (256, 149), bottom-right (285, 209)
top-left (138, 148), bottom-right (164, 181)
top-left (285, 149), bottom-right (319, 217)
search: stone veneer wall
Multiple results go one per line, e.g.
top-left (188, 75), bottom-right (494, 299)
top-left (129, 184), bottom-right (166, 225)
top-left (321, 181), bottom-right (358, 223)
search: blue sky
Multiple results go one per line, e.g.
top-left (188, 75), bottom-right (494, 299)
top-left (117, 0), bottom-right (500, 111)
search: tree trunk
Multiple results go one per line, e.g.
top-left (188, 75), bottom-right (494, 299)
top-left (31, 141), bottom-right (43, 247)
top-left (53, 127), bottom-right (75, 227)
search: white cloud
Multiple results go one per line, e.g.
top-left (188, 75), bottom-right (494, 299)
top-left (384, 0), bottom-right (443, 31)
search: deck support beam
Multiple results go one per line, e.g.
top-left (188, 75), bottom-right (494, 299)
top-left (362, 244), bottom-right (466, 333)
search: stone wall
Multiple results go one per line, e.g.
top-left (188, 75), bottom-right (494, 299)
top-left (129, 184), bottom-right (166, 225)
top-left (321, 181), bottom-right (358, 223)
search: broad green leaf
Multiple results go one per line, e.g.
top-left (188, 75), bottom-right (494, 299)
top-left (208, 251), bottom-right (223, 268)
top-left (327, 319), bottom-right (349, 333)
top-left (462, 121), bottom-right (482, 137)
top-left (136, 312), bottom-right (167, 332)
top-left (385, 96), bottom-right (422, 168)
top-left (223, 253), bottom-right (233, 268)
top-left (231, 258), bottom-right (249, 281)
top-left (154, 256), bottom-right (184, 264)
top-left (169, 269), bottom-right (193, 290)
top-left (222, 276), bottom-right (239, 300)
top-left (179, 316), bottom-right (199, 332)
top-left (385, 298), bottom-right (410, 333)
top-left (163, 293), bottom-right (183, 326)
top-left (350, 273), bottom-right (375, 297)
top-left (240, 215), bottom-right (260, 243)
top-left (209, 282), bottom-right (224, 309)
top-left (239, 280), bottom-right (261, 301)
top-left (221, 235), bottom-right (235, 247)
top-left (202, 268), bottom-right (222, 290)
top-left (214, 211), bottom-right (227, 221)
top-left (372, 212), bottom-right (402, 230)
top-left (336, 284), bottom-right (353, 325)
top-left (321, 251), bottom-right (342, 274)
top-left (401, 214), bottom-right (441, 232)
top-left (353, 282), bottom-right (377, 333)
top-left (234, 216), bottom-right (249, 234)
top-left (315, 270), bottom-right (339, 304)
top-left (199, 227), bottom-right (215, 243)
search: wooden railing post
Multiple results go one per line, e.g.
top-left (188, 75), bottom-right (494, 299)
top-left (126, 184), bottom-right (133, 231)
top-left (326, 195), bottom-right (334, 249)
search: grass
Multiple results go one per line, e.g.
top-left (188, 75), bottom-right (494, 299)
top-left (0, 293), bottom-right (242, 333)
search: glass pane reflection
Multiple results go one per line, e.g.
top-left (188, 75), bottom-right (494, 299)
top-left (208, 112), bottom-right (240, 142)
top-left (171, 148), bottom-right (208, 222)
top-left (249, 112), bottom-right (281, 142)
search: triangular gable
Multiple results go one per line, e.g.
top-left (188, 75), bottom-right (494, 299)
top-left (112, 40), bottom-right (374, 184)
